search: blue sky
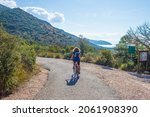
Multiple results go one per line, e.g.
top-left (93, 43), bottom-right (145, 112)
top-left (0, 0), bottom-right (150, 45)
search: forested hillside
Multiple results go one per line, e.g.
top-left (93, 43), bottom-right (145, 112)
top-left (0, 4), bottom-right (79, 46)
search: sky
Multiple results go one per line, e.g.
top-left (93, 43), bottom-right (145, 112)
top-left (0, 0), bottom-right (150, 45)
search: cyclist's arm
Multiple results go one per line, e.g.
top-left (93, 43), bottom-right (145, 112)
top-left (79, 54), bottom-right (81, 58)
top-left (70, 53), bottom-right (74, 60)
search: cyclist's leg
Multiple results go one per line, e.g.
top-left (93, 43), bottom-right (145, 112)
top-left (73, 60), bottom-right (75, 69)
top-left (73, 60), bottom-right (78, 74)
top-left (77, 60), bottom-right (80, 74)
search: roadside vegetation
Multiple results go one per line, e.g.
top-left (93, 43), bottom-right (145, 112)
top-left (114, 23), bottom-right (150, 72)
top-left (0, 27), bottom-right (36, 97)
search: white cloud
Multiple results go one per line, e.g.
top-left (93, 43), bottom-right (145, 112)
top-left (22, 7), bottom-right (65, 23)
top-left (0, 0), bottom-right (17, 8)
top-left (0, 1), bottom-right (65, 23)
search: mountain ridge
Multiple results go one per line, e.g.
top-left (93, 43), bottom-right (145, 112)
top-left (0, 4), bottom-right (79, 46)
top-left (88, 39), bottom-right (112, 45)
top-left (0, 4), bottom-right (112, 49)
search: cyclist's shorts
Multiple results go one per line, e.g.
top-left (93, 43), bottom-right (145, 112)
top-left (73, 60), bottom-right (80, 65)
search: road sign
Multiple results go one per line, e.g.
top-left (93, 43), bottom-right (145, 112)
top-left (128, 44), bottom-right (136, 54)
top-left (139, 51), bottom-right (148, 62)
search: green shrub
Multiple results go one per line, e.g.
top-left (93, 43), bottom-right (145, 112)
top-left (37, 52), bottom-right (47, 57)
top-left (120, 61), bottom-right (135, 71)
top-left (120, 63), bottom-right (128, 70)
top-left (127, 61), bottom-right (135, 71)
top-left (81, 53), bottom-right (96, 63)
top-left (0, 36), bottom-right (20, 94)
top-left (55, 53), bottom-right (61, 58)
top-left (96, 57), bottom-right (106, 65)
top-left (64, 53), bottom-right (71, 59)
top-left (46, 53), bottom-right (55, 58)
top-left (112, 58), bottom-right (120, 68)
top-left (0, 28), bottom-right (36, 96)
top-left (20, 44), bottom-right (36, 71)
top-left (95, 50), bottom-right (114, 67)
top-left (5, 64), bottom-right (26, 92)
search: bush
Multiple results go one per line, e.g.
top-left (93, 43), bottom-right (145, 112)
top-left (37, 52), bottom-right (47, 57)
top-left (20, 43), bottom-right (36, 71)
top-left (127, 61), bottom-right (135, 71)
top-left (112, 58), bottom-right (120, 68)
top-left (64, 53), bottom-right (71, 59)
top-left (5, 64), bottom-right (27, 92)
top-left (95, 50), bottom-right (114, 67)
top-left (120, 63), bottom-right (128, 70)
top-left (0, 36), bottom-right (20, 94)
top-left (0, 28), bottom-right (36, 96)
top-left (120, 61), bottom-right (135, 71)
top-left (54, 53), bottom-right (61, 58)
top-left (96, 57), bottom-right (107, 65)
top-left (81, 53), bottom-right (96, 63)
top-left (46, 53), bottom-right (55, 58)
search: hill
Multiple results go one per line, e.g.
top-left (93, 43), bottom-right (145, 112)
top-left (88, 39), bottom-right (112, 45)
top-left (0, 4), bottom-right (111, 49)
top-left (0, 4), bottom-right (79, 46)
top-left (0, 4), bottom-right (10, 13)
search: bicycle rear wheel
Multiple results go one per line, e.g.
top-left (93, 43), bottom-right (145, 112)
top-left (73, 62), bottom-right (79, 77)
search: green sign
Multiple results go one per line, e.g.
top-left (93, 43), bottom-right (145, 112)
top-left (128, 46), bottom-right (135, 54)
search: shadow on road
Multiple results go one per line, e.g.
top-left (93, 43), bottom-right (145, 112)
top-left (66, 75), bottom-right (80, 86)
top-left (128, 72), bottom-right (150, 79)
top-left (101, 65), bottom-right (113, 70)
top-left (128, 72), bottom-right (150, 83)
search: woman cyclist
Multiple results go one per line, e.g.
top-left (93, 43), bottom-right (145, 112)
top-left (70, 47), bottom-right (81, 74)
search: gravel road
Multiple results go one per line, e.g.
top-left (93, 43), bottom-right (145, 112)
top-left (34, 57), bottom-right (119, 100)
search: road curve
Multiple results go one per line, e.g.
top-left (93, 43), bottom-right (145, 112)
top-left (34, 57), bottom-right (119, 100)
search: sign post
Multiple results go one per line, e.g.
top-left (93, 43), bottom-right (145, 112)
top-left (139, 51), bottom-right (148, 62)
top-left (139, 50), bottom-right (148, 72)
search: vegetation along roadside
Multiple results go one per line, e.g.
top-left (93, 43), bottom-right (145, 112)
top-left (0, 27), bottom-right (37, 98)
